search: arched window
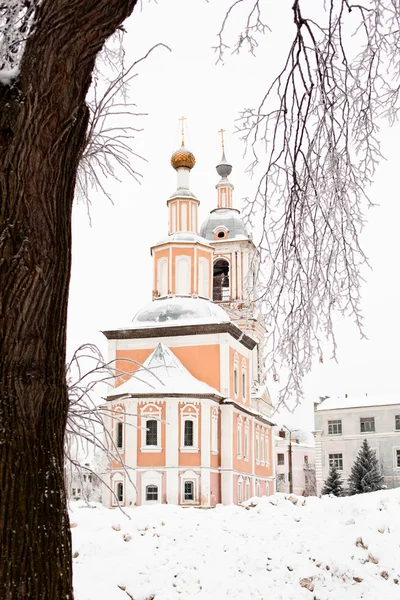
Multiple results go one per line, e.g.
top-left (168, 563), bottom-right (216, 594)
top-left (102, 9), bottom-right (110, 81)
top-left (191, 203), bottom-right (197, 232)
top-left (211, 408), bottom-right (218, 453)
top-left (244, 419), bottom-right (249, 459)
top-left (146, 420), bottom-right (158, 446)
top-left (157, 257), bottom-right (168, 297)
top-left (237, 416), bottom-right (243, 458)
top-left (176, 256), bottom-right (191, 295)
top-left (116, 482), bottom-right (124, 503)
top-left (184, 480), bottom-right (194, 501)
top-left (237, 477), bottom-right (243, 504)
top-left (146, 485), bottom-right (158, 501)
top-left (213, 259), bottom-right (230, 302)
top-left (198, 257), bottom-right (209, 298)
top-left (181, 202), bottom-right (187, 230)
top-left (184, 420), bottom-right (194, 447)
top-left (116, 421), bottom-right (123, 450)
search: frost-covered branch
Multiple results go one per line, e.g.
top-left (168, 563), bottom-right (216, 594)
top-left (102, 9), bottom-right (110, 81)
top-left (218, 0), bottom-right (400, 409)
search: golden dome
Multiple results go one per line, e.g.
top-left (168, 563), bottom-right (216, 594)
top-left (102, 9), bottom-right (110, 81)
top-left (171, 144), bottom-right (196, 170)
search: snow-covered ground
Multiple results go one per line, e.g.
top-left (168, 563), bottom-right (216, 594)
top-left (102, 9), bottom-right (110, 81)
top-left (71, 489), bottom-right (400, 600)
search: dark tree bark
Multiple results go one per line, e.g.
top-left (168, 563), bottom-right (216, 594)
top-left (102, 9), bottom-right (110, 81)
top-left (0, 1), bottom-right (138, 598)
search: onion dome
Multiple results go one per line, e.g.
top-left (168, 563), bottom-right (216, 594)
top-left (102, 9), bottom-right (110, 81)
top-left (216, 151), bottom-right (232, 178)
top-left (171, 144), bottom-right (196, 170)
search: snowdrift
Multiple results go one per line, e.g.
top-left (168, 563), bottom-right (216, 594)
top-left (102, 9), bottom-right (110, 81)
top-left (71, 489), bottom-right (400, 600)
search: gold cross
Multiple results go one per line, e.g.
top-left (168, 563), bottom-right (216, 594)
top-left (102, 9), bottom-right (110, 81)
top-left (179, 116), bottom-right (186, 146)
top-left (218, 128), bottom-right (226, 152)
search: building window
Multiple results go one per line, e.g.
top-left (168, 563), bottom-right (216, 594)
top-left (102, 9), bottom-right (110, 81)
top-left (184, 481), bottom-right (194, 501)
top-left (395, 415), bottom-right (400, 431)
top-left (184, 420), bottom-right (194, 447)
top-left (198, 257), bottom-right (209, 298)
top-left (278, 473), bottom-right (286, 482)
top-left (176, 256), bottom-right (191, 295)
top-left (329, 453), bottom-right (343, 471)
top-left (237, 417), bottom-right (243, 458)
top-left (255, 479), bottom-right (260, 497)
top-left (360, 417), bottom-right (375, 433)
top-left (116, 421), bottom-right (123, 450)
top-left (260, 435), bottom-right (265, 464)
top-left (277, 453), bottom-right (285, 465)
top-left (213, 259), bottom-right (230, 302)
top-left (244, 422), bottom-right (249, 459)
top-left (146, 420), bottom-right (158, 446)
top-left (304, 455), bottom-right (308, 464)
top-left (146, 485), bottom-right (158, 501)
top-left (242, 368), bottom-right (246, 402)
top-left (328, 419), bottom-right (342, 435)
top-left (157, 257), bottom-right (168, 297)
top-left (234, 367), bottom-right (238, 397)
top-left (264, 432), bottom-right (269, 464)
top-left (116, 482), bottom-right (124, 503)
top-left (256, 433), bottom-right (260, 463)
top-left (238, 480), bottom-right (243, 503)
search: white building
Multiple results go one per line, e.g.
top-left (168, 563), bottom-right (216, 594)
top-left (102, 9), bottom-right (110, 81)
top-left (314, 395), bottom-right (400, 494)
top-left (275, 431), bottom-right (316, 496)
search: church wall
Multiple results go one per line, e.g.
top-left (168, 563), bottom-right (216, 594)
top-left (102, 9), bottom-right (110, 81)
top-left (172, 345), bottom-right (220, 391)
top-left (210, 471), bottom-right (220, 506)
top-left (152, 247), bottom-right (170, 295)
top-left (229, 346), bottom-right (250, 405)
top-left (171, 246), bottom-right (194, 295)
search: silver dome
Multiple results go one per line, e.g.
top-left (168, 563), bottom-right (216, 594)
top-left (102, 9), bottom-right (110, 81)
top-left (132, 297), bottom-right (230, 328)
top-left (199, 208), bottom-right (251, 241)
top-left (216, 152), bottom-right (232, 178)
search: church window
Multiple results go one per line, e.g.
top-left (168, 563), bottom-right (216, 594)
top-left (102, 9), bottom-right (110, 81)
top-left (116, 482), bottom-right (124, 503)
top-left (244, 424), bottom-right (249, 459)
top-left (181, 202), bottom-right (187, 230)
top-left (146, 485), bottom-right (158, 501)
top-left (242, 364), bottom-right (247, 402)
top-left (198, 257), bottom-right (209, 298)
top-left (256, 432), bottom-right (260, 463)
top-left (237, 478), bottom-right (243, 503)
top-left (157, 257), bottom-right (168, 297)
top-left (255, 479), bottom-right (260, 497)
top-left (184, 420), bottom-right (194, 447)
top-left (171, 203), bottom-right (177, 233)
top-left (218, 231), bottom-right (225, 238)
top-left (176, 256), bottom-right (191, 295)
top-left (245, 477), bottom-right (250, 500)
top-left (260, 434), bottom-right (265, 464)
top-left (237, 416), bottom-right (243, 458)
top-left (234, 367), bottom-right (238, 397)
top-left (265, 431), bottom-right (269, 464)
top-left (146, 420), bottom-right (158, 446)
top-left (213, 258), bottom-right (230, 302)
top-left (116, 421), bottom-right (123, 450)
top-left (184, 481), bottom-right (194, 501)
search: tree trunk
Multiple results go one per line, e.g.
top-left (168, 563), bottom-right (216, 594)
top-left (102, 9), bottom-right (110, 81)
top-left (0, 1), bottom-right (138, 597)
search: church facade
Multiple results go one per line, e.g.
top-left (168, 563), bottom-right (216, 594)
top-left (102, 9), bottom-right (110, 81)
top-left (102, 136), bottom-right (275, 507)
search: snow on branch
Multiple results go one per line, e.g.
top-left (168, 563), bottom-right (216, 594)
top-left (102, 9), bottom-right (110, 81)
top-left (0, 0), bottom-right (40, 72)
top-left (218, 0), bottom-right (400, 409)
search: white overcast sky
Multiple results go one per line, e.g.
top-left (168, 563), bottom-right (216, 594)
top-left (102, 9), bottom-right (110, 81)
top-left (67, 0), bottom-right (400, 431)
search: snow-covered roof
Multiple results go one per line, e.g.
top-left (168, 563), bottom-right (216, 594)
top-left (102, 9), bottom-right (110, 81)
top-left (108, 343), bottom-right (223, 398)
top-left (132, 297), bottom-right (231, 329)
top-left (153, 232), bottom-right (211, 247)
top-left (316, 394), bottom-right (400, 411)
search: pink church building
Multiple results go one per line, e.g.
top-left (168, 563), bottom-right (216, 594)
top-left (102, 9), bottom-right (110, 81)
top-left (102, 134), bottom-right (275, 507)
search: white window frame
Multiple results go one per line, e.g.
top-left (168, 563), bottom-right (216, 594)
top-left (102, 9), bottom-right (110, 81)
top-left (142, 470), bottom-right (162, 504)
top-left (211, 408), bottom-right (219, 454)
top-left (360, 417), bottom-right (375, 433)
top-left (180, 470), bottom-right (199, 505)
top-left (244, 419), bottom-right (249, 460)
top-left (140, 404), bottom-right (162, 452)
top-left (116, 420), bottom-right (124, 451)
top-left (394, 447), bottom-right (400, 469)
top-left (260, 433), bottom-right (265, 465)
top-left (145, 484), bottom-right (159, 502)
top-left (255, 479), bottom-right (260, 497)
top-left (255, 427), bottom-right (260, 464)
top-left (264, 430), bottom-right (269, 465)
top-left (328, 419), bottom-right (342, 435)
top-left (329, 452), bottom-right (344, 471)
top-left (245, 477), bottom-right (250, 500)
top-left (176, 255), bottom-right (191, 295)
top-left (157, 257), bottom-right (168, 297)
top-left (191, 202), bottom-right (197, 233)
top-left (277, 452), bottom-right (285, 466)
top-left (180, 404), bottom-right (199, 452)
top-left (237, 415), bottom-right (243, 458)
top-left (237, 476), bottom-right (243, 504)
top-left (181, 202), bottom-right (187, 231)
top-left (112, 477), bottom-right (125, 507)
top-left (395, 415), bottom-right (400, 431)
top-left (241, 359), bottom-right (247, 402)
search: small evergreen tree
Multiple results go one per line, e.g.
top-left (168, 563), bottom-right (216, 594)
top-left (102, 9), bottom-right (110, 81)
top-left (348, 439), bottom-right (384, 494)
top-left (321, 464), bottom-right (344, 496)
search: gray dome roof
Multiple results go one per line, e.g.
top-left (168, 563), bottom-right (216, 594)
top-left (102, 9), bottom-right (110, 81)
top-left (154, 232), bottom-right (212, 247)
top-left (132, 297), bottom-right (230, 328)
top-left (216, 152), bottom-right (232, 178)
top-left (169, 187), bottom-right (198, 200)
top-left (200, 208), bottom-right (251, 241)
